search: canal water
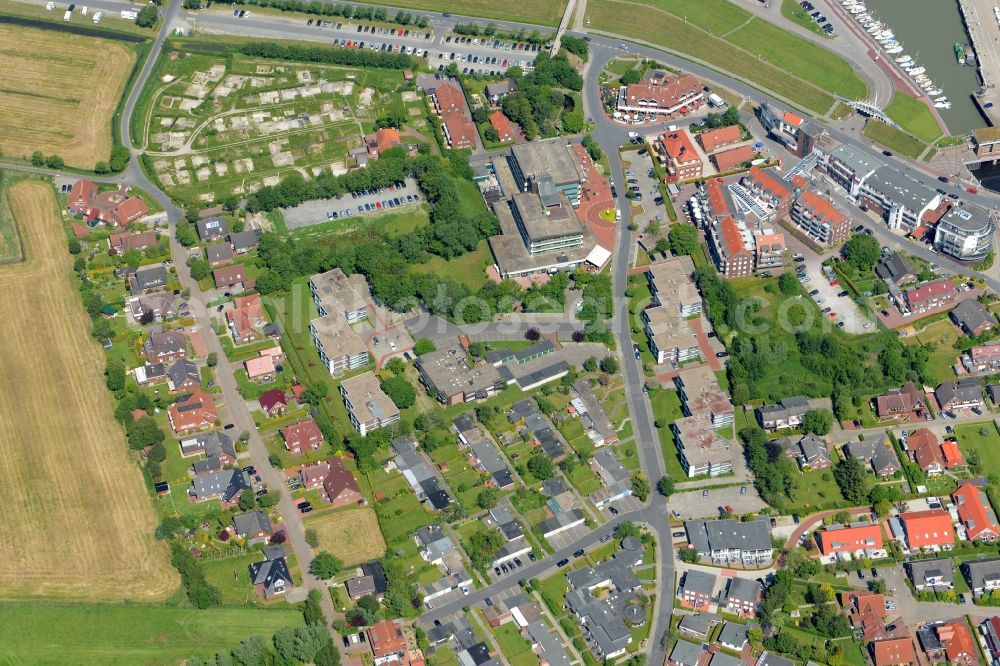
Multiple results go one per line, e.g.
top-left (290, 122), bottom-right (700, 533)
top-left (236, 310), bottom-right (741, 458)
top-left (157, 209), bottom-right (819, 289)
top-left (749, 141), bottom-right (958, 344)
top-left (863, 0), bottom-right (986, 134)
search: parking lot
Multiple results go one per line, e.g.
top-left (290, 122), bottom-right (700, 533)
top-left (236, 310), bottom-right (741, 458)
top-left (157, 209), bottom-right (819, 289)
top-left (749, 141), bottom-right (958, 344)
top-left (669, 484), bottom-right (767, 521)
top-left (547, 523), bottom-right (592, 551)
top-left (801, 256), bottom-right (873, 334)
top-left (621, 146), bottom-right (668, 237)
top-left (282, 178), bottom-right (422, 229)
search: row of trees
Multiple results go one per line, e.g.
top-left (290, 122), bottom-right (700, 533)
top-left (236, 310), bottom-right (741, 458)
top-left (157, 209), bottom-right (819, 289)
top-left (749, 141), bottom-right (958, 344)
top-left (451, 22), bottom-right (547, 45)
top-left (206, 0), bottom-right (427, 28)
top-left (239, 41), bottom-right (416, 70)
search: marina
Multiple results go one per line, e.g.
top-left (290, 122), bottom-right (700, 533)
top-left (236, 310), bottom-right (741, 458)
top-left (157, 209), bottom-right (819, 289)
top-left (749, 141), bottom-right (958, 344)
top-left (862, 0), bottom-right (986, 133)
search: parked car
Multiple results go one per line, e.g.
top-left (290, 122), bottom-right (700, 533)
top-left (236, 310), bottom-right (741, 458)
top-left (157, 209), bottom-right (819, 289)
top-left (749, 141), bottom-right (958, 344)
top-left (573, 549), bottom-right (585, 558)
top-left (672, 531), bottom-right (686, 538)
top-left (556, 558), bottom-right (569, 567)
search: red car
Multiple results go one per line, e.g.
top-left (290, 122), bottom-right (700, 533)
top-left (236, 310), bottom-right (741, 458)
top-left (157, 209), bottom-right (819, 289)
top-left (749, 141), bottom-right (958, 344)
top-left (827, 312), bottom-right (837, 318)
top-left (830, 280), bottom-right (840, 286)
top-left (967, 186), bottom-right (978, 194)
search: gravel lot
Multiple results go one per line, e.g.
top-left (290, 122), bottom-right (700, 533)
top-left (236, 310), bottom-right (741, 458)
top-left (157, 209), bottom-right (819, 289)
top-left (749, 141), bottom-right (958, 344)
top-left (801, 257), bottom-right (873, 334)
top-left (282, 178), bottom-right (421, 229)
top-left (670, 484), bottom-right (767, 521)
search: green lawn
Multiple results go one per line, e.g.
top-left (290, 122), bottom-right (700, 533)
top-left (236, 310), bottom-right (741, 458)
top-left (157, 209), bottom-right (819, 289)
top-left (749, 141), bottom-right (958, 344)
top-left (0, 602), bottom-right (303, 665)
top-left (586, 0), bottom-right (866, 113)
top-left (884, 93), bottom-right (943, 144)
top-left (201, 552), bottom-right (270, 606)
top-left (863, 120), bottom-right (926, 159)
top-left (648, 388), bottom-right (688, 482)
top-left (412, 239), bottom-right (492, 292)
top-left (784, 467), bottom-right (848, 513)
top-left (727, 18), bottom-right (866, 99)
top-left (954, 422), bottom-right (1000, 477)
top-left (780, 0), bottom-right (827, 36)
top-left (902, 319), bottom-right (959, 385)
top-left (289, 206), bottom-right (430, 241)
top-left (492, 622), bottom-right (537, 666)
top-left (358, 0), bottom-right (565, 26)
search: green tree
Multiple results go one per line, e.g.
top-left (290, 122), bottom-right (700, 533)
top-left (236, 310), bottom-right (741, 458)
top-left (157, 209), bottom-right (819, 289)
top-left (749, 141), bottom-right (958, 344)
top-left (94, 161), bottom-right (110, 174)
top-left (135, 4), bottom-right (158, 27)
top-left (31, 151), bottom-right (44, 167)
top-left (413, 338), bottom-right (436, 355)
top-left (599, 356), bottom-right (619, 374)
top-left (668, 224), bottom-right (699, 256)
top-left (843, 233), bottom-right (881, 273)
top-left (238, 490), bottom-right (256, 511)
top-left (778, 271), bottom-right (799, 295)
top-left (187, 258), bottom-right (211, 281)
top-left (656, 475), bottom-right (674, 497)
top-left (802, 408), bottom-right (833, 435)
top-left (678, 547), bottom-right (700, 563)
top-left (833, 454), bottom-right (869, 504)
top-left (104, 358), bottom-right (126, 393)
top-left (476, 488), bottom-right (500, 510)
top-left (304, 529), bottom-right (320, 548)
top-left (309, 552), bottom-right (343, 579)
top-left (126, 417), bottom-right (164, 450)
top-left (583, 356), bottom-right (598, 372)
top-left (631, 474), bottom-right (650, 501)
top-left (527, 453), bottom-right (555, 480)
top-left (382, 375), bottom-right (416, 409)
top-left (68, 238), bottom-right (82, 255)
top-left (207, 352), bottom-right (218, 368)
top-left (386, 358), bottom-right (406, 376)
top-left (615, 521), bottom-right (641, 539)
top-left (619, 69), bottom-right (642, 85)
top-left (46, 155), bottom-right (64, 169)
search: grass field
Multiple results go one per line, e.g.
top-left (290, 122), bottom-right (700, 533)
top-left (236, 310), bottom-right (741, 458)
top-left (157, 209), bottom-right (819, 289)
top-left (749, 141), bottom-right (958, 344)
top-left (0, 180), bottom-right (176, 601)
top-left (883, 93), bottom-right (943, 144)
top-left (0, 602), bottom-right (303, 665)
top-left (0, 24), bottom-right (136, 168)
top-left (304, 505), bottom-right (386, 566)
top-left (586, 0), bottom-right (866, 113)
top-left (903, 318), bottom-right (959, 384)
top-left (863, 120), bottom-right (926, 159)
top-left (359, 0), bottom-right (566, 26)
top-left (0, 171), bottom-right (25, 263)
top-left (289, 206), bottom-right (430, 241)
top-left (412, 239), bottom-right (492, 292)
top-left (954, 422), bottom-right (1000, 477)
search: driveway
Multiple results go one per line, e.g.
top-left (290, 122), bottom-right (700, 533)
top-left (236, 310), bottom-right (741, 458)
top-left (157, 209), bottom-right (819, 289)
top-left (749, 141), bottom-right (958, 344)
top-left (548, 524), bottom-right (592, 551)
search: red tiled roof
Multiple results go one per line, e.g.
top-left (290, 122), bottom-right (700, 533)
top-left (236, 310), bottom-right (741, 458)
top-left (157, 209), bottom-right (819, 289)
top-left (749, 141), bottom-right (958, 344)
top-left (953, 481), bottom-right (998, 541)
top-left (433, 81), bottom-right (464, 112)
top-left (698, 125), bottom-right (741, 152)
top-left (322, 456), bottom-right (362, 506)
top-left (168, 390), bottom-right (217, 433)
top-left (745, 166), bottom-right (791, 201)
top-left (712, 145), bottom-right (755, 172)
top-left (797, 189), bottom-right (846, 226)
top-left (368, 620), bottom-right (407, 658)
top-left (214, 264), bottom-right (247, 288)
top-left (113, 197), bottom-right (149, 225)
top-left (941, 440), bottom-right (964, 466)
top-left (872, 638), bottom-right (915, 666)
top-left (905, 279), bottom-right (953, 306)
top-left (660, 130), bottom-right (699, 165)
top-left (69, 179), bottom-right (98, 207)
top-left (374, 128), bottom-right (401, 154)
top-left (489, 110), bottom-right (517, 142)
top-left (790, 174), bottom-right (808, 189)
top-left (908, 429), bottom-right (943, 471)
top-left (281, 419), bottom-right (322, 450)
top-left (900, 509), bottom-right (954, 548)
top-left (718, 216), bottom-right (748, 257)
top-left (623, 74), bottom-right (702, 111)
top-left (258, 389), bottom-right (287, 413)
top-left (783, 111), bottom-right (804, 127)
top-left (705, 178), bottom-right (729, 218)
top-left (938, 622), bottom-right (977, 664)
top-left (817, 523), bottom-right (883, 554)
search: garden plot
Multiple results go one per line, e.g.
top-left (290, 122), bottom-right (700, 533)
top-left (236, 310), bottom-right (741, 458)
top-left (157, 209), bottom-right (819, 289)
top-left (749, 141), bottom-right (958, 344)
top-left (139, 53), bottom-right (418, 203)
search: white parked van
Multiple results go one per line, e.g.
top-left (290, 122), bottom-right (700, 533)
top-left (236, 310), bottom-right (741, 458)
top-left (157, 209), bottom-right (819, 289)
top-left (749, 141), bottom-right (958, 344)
top-left (93, 10), bottom-right (102, 22)
top-left (63, 9), bottom-right (71, 20)
top-left (45, 1), bottom-right (55, 10)
top-left (627, 131), bottom-right (639, 139)
top-left (81, 5), bottom-right (87, 15)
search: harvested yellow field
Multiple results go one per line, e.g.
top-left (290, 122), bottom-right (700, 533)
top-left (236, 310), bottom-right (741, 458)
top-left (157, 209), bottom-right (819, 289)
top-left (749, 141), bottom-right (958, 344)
top-left (0, 180), bottom-right (176, 600)
top-left (305, 506), bottom-right (386, 566)
top-left (0, 25), bottom-right (135, 168)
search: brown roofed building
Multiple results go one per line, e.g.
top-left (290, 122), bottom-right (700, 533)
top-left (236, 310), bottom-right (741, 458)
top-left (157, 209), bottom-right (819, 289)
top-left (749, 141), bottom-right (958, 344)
top-left (489, 110), bottom-right (517, 143)
top-left (112, 197), bottom-right (149, 226)
top-left (168, 390), bottom-right (218, 434)
top-left (698, 125), bottom-right (742, 153)
top-left (366, 127), bottom-right (402, 157)
top-left (430, 81), bottom-right (477, 150)
top-left (322, 456), bottom-right (364, 508)
top-left (791, 189), bottom-right (850, 246)
top-left (367, 619), bottom-right (407, 664)
top-left (708, 215), bottom-right (753, 277)
top-left (281, 419), bottom-right (324, 456)
top-left (659, 130), bottom-right (703, 182)
top-left (69, 179), bottom-right (98, 211)
top-left (740, 166), bottom-right (793, 219)
top-left (871, 638), bottom-right (916, 666)
top-left (874, 382), bottom-right (928, 421)
top-left (712, 145), bottom-right (755, 172)
top-left (214, 264), bottom-right (247, 289)
top-left (108, 231), bottom-right (157, 255)
top-left (616, 73), bottom-right (705, 117)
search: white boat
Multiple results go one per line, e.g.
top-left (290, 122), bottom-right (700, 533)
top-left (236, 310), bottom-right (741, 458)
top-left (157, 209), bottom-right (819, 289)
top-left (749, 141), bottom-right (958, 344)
top-left (935, 95), bottom-right (948, 102)
top-left (907, 66), bottom-right (926, 76)
top-left (882, 40), bottom-right (899, 48)
top-left (928, 87), bottom-right (943, 95)
top-left (935, 101), bottom-right (952, 109)
top-left (886, 46), bottom-right (904, 54)
top-left (878, 31), bottom-right (895, 40)
top-left (850, 6), bottom-right (866, 14)
top-left (896, 54), bottom-right (912, 62)
top-left (867, 23), bottom-right (882, 32)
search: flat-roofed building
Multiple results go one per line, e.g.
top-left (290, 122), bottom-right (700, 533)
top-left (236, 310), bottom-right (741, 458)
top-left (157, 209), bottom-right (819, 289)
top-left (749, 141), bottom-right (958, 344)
top-left (340, 371), bottom-right (400, 436)
top-left (416, 345), bottom-right (505, 405)
top-left (510, 189), bottom-right (584, 256)
top-left (309, 268), bottom-right (368, 324)
top-left (858, 168), bottom-right (942, 233)
top-left (641, 306), bottom-right (700, 366)
top-left (672, 414), bottom-right (732, 477)
top-left (935, 202), bottom-right (995, 262)
top-left (310, 314), bottom-right (369, 376)
top-left (646, 256), bottom-right (701, 316)
top-left (675, 366), bottom-right (733, 428)
top-left (790, 189), bottom-right (850, 246)
top-left (509, 139), bottom-right (585, 206)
